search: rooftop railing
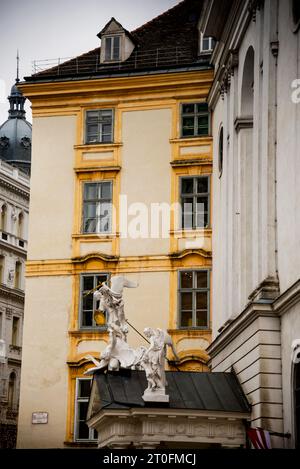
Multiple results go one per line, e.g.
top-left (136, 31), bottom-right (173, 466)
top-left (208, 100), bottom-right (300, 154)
top-left (32, 46), bottom-right (197, 76)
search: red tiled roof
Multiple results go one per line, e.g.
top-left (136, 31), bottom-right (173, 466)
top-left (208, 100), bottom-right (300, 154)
top-left (27, 0), bottom-right (206, 81)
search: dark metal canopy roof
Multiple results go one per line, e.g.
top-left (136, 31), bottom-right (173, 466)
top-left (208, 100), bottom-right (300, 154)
top-left (91, 370), bottom-right (250, 413)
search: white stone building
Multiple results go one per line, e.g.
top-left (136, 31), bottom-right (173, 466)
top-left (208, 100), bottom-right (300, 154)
top-left (0, 81), bottom-right (31, 447)
top-left (200, 0), bottom-right (300, 448)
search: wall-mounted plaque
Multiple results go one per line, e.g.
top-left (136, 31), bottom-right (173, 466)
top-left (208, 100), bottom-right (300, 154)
top-left (32, 412), bottom-right (48, 424)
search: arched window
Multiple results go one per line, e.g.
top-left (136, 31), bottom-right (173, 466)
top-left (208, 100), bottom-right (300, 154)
top-left (8, 372), bottom-right (16, 409)
top-left (1, 204), bottom-right (7, 232)
top-left (218, 126), bottom-right (224, 178)
top-left (241, 46), bottom-right (255, 117)
top-left (292, 0), bottom-right (300, 31)
top-left (17, 212), bottom-right (24, 239)
top-left (295, 362), bottom-right (300, 448)
top-left (15, 261), bottom-right (22, 289)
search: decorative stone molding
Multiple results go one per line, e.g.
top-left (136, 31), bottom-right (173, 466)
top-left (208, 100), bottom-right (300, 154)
top-left (0, 285), bottom-right (25, 303)
top-left (234, 117), bottom-right (254, 133)
top-left (0, 137), bottom-right (9, 148)
top-left (219, 50), bottom-right (239, 99)
top-left (248, 275), bottom-right (280, 302)
top-left (20, 137), bottom-right (31, 149)
top-left (88, 410), bottom-right (248, 448)
top-left (0, 179), bottom-right (30, 200)
top-left (248, 0), bottom-right (263, 22)
top-left (270, 41), bottom-right (279, 58)
top-left (169, 248), bottom-right (212, 259)
top-left (11, 207), bottom-right (17, 222)
top-left (170, 158), bottom-right (212, 167)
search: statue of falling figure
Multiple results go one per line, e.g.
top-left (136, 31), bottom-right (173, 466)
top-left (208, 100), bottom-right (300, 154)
top-left (84, 275), bottom-right (179, 402)
top-left (85, 275), bottom-right (144, 373)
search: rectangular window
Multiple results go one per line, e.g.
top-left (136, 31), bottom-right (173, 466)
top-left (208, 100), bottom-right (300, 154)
top-left (12, 316), bottom-right (19, 346)
top-left (82, 181), bottom-right (112, 234)
top-left (180, 176), bottom-right (210, 229)
top-left (85, 109), bottom-right (113, 144)
top-left (181, 103), bottom-right (209, 137)
top-left (80, 273), bottom-right (109, 328)
top-left (15, 261), bottom-right (21, 289)
top-left (179, 270), bottom-right (210, 328)
top-left (74, 378), bottom-right (98, 442)
top-left (105, 36), bottom-right (121, 61)
top-left (0, 255), bottom-right (4, 284)
top-left (199, 32), bottom-right (215, 53)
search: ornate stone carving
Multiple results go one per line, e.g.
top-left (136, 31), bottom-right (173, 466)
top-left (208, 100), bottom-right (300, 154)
top-left (20, 136), bottom-right (31, 149)
top-left (291, 339), bottom-right (300, 364)
top-left (11, 207), bottom-right (17, 222)
top-left (91, 413), bottom-right (248, 448)
top-left (84, 276), bottom-right (179, 403)
top-left (248, 0), bottom-right (263, 22)
top-left (219, 50), bottom-right (239, 99)
top-left (141, 328), bottom-right (178, 403)
top-left (0, 136), bottom-right (9, 148)
top-left (5, 307), bottom-right (12, 319)
top-left (85, 276), bottom-right (144, 373)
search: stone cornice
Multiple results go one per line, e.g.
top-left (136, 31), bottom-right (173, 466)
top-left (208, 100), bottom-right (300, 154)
top-left (208, 279), bottom-right (300, 358)
top-left (0, 177), bottom-right (30, 200)
top-left (170, 158), bottom-right (212, 167)
top-left (74, 165), bottom-right (121, 174)
top-left (207, 302), bottom-right (275, 358)
top-left (0, 284), bottom-right (25, 303)
top-left (0, 240), bottom-right (27, 257)
top-left (18, 70), bottom-right (213, 103)
top-left (87, 407), bottom-right (250, 448)
top-left (273, 279), bottom-right (300, 317)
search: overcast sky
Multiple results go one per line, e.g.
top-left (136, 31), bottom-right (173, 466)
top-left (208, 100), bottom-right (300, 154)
top-left (0, 0), bottom-right (180, 124)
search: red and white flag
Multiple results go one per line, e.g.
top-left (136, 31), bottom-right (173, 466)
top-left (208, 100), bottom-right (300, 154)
top-left (247, 427), bottom-right (272, 449)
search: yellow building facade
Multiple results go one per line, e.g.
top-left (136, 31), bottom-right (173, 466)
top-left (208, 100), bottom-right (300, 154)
top-left (17, 1), bottom-right (214, 448)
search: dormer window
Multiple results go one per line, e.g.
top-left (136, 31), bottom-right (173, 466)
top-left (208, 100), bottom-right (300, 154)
top-left (98, 17), bottom-right (135, 64)
top-left (199, 32), bottom-right (215, 54)
top-left (105, 36), bottom-right (121, 61)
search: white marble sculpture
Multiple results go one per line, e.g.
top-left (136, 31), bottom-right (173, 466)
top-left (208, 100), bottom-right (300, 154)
top-left (84, 276), bottom-right (179, 405)
top-left (141, 328), bottom-right (179, 403)
top-left (291, 339), bottom-right (300, 364)
top-left (85, 276), bottom-right (142, 374)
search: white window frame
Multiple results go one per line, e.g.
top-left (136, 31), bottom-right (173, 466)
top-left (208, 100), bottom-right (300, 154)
top-left (82, 181), bottom-right (113, 234)
top-left (104, 35), bottom-right (122, 61)
top-left (199, 32), bottom-right (215, 54)
top-left (85, 109), bottom-right (114, 144)
top-left (178, 269), bottom-right (210, 329)
top-left (79, 272), bottom-right (110, 329)
top-left (180, 175), bottom-right (210, 230)
top-left (74, 377), bottom-right (98, 442)
top-left (180, 102), bottom-right (210, 138)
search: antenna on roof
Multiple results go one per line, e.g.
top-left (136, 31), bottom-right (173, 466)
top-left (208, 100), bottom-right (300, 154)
top-left (16, 49), bottom-right (20, 83)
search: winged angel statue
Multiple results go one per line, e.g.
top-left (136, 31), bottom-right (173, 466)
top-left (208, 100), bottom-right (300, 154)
top-left (84, 275), bottom-right (178, 402)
